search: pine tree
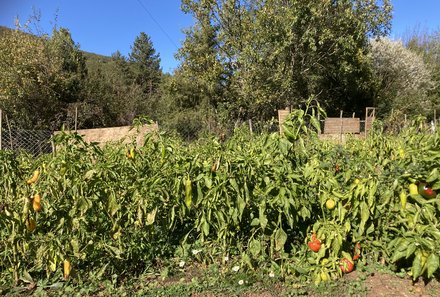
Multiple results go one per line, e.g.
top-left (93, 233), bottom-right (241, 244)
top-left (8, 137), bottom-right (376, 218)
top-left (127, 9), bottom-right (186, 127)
top-left (129, 32), bottom-right (161, 97)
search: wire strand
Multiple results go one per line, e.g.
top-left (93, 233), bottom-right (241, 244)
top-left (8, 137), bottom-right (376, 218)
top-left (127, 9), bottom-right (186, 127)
top-left (134, 0), bottom-right (180, 50)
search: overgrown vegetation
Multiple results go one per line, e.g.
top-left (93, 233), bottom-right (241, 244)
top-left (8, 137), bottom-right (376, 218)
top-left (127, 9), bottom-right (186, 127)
top-left (0, 105), bottom-right (439, 295)
top-left (1, 2), bottom-right (440, 295)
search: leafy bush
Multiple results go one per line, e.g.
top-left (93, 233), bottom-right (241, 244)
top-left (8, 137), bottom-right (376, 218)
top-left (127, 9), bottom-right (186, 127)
top-left (0, 110), bottom-right (439, 289)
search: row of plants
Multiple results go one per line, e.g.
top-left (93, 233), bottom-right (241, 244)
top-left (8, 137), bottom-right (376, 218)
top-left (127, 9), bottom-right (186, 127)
top-left (0, 103), bottom-right (439, 292)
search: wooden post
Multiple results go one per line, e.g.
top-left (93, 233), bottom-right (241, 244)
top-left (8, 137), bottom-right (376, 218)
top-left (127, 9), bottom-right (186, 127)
top-left (5, 113), bottom-right (13, 149)
top-left (278, 109), bottom-right (290, 134)
top-left (74, 106), bottom-right (78, 132)
top-left (248, 119), bottom-right (253, 134)
top-left (340, 110), bottom-right (343, 144)
top-left (0, 109), bottom-right (2, 150)
top-left (317, 112), bottom-right (321, 134)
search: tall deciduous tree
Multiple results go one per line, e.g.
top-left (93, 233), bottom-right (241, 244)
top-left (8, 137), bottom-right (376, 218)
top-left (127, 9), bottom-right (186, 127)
top-left (176, 0), bottom-right (392, 122)
top-left (0, 24), bottom-right (87, 129)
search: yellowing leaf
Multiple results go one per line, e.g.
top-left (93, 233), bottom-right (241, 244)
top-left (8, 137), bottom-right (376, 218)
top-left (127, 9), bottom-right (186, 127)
top-left (146, 207), bottom-right (157, 225)
top-left (274, 228), bottom-right (287, 251)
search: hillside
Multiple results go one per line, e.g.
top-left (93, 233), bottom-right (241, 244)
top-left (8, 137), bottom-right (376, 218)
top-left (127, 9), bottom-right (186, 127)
top-left (0, 25), bottom-right (116, 76)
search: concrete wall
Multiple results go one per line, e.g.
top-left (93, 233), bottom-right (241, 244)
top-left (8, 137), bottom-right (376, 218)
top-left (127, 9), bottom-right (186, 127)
top-left (60, 123), bottom-right (159, 147)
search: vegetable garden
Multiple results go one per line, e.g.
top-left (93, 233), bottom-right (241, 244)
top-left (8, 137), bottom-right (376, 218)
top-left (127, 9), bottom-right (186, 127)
top-left (0, 103), bottom-right (439, 295)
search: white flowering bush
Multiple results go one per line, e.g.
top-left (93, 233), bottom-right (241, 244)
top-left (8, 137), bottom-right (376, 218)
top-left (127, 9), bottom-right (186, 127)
top-left (370, 37), bottom-right (434, 117)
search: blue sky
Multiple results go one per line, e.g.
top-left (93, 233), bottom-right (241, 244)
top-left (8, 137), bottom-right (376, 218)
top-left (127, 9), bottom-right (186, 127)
top-left (1, 1), bottom-right (439, 73)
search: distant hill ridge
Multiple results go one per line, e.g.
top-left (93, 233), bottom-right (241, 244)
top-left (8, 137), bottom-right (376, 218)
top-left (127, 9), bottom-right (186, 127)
top-left (0, 25), bottom-right (116, 74)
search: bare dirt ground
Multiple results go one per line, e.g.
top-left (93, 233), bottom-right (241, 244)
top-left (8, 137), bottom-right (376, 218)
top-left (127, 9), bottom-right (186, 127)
top-left (347, 271), bottom-right (440, 297)
top-left (189, 270), bottom-right (440, 297)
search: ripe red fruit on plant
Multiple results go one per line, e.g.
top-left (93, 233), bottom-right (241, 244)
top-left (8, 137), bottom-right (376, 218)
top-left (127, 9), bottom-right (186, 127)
top-left (418, 183), bottom-right (437, 199)
top-left (308, 240), bottom-right (321, 252)
top-left (339, 258), bottom-right (354, 273)
top-left (308, 233), bottom-right (321, 252)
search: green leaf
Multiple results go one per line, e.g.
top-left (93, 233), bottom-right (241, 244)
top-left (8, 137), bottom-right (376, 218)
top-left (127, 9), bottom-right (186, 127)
top-left (427, 168), bottom-right (439, 183)
top-left (242, 252), bottom-right (253, 269)
top-left (249, 239), bottom-right (261, 257)
top-left (391, 250), bottom-right (407, 263)
top-left (108, 192), bottom-right (120, 217)
top-left (185, 178), bottom-right (192, 209)
top-left (20, 270), bottom-right (34, 284)
top-left (71, 239), bottom-right (80, 257)
top-left (411, 252), bottom-right (423, 280)
top-left (366, 223), bottom-right (375, 235)
top-left (405, 243), bottom-right (417, 259)
top-left (331, 236), bottom-right (341, 257)
top-left (84, 169), bottom-right (96, 180)
top-left (202, 219), bottom-right (210, 236)
top-left (300, 206), bottom-right (311, 220)
top-left (204, 176), bottom-right (212, 189)
top-left (259, 202), bottom-right (268, 230)
top-left (274, 228), bottom-right (287, 251)
top-left (359, 201), bottom-right (369, 235)
top-left (427, 253), bottom-right (439, 278)
top-left (229, 178), bottom-right (239, 193)
top-left (310, 116), bottom-right (321, 133)
top-left (250, 218), bottom-right (260, 226)
top-left (237, 196), bottom-right (245, 221)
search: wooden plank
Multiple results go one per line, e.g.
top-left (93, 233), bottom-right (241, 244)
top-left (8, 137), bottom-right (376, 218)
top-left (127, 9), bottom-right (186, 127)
top-left (324, 118), bottom-right (360, 134)
top-left (278, 110), bottom-right (290, 133)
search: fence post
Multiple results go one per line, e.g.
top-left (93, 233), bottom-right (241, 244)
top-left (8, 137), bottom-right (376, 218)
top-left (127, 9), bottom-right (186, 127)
top-left (340, 110), bottom-right (343, 144)
top-left (0, 109), bottom-right (3, 151)
top-left (317, 112), bottom-right (321, 134)
top-left (248, 119), bottom-right (253, 135)
top-left (5, 113), bottom-right (13, 149)
top-left (0, 109), bottom-right (2, 150)
top-left (74, 106), bottom-right (78, 132)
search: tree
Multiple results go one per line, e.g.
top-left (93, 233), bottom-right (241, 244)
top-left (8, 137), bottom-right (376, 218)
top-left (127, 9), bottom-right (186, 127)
top-left (370, 37), bottom-right (434, 117)
top-left (176, 0), bottom-right (392, 123)
top-left (47, 27), bottom-right (88, 105)
top-left (0, 24), bottom-right (88, 129)
top-left (129, 32), bottom-right (162, 97)
top-left (111, 50), bottom-right (133, 82)
top-left (404, 29), bottom-right (440, 120)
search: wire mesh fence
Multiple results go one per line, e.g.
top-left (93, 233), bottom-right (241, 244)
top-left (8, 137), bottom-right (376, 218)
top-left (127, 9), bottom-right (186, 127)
top-left (0, 128), bottom-right (53, 156)
top-left (0, 107), bottom-right (438, 155)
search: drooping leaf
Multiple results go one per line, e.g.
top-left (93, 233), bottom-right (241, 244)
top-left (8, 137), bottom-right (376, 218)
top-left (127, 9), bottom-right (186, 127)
top-left (427, 253), bottom-right (439, 278)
